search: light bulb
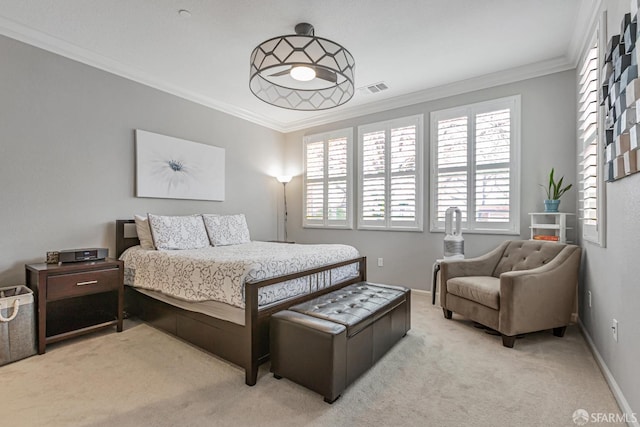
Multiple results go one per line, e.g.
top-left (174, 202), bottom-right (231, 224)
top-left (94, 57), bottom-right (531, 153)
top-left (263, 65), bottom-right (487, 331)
top-left (277, 175), bottom-right (292, 184)
top-left (290, 66), bottom-right (316, 82)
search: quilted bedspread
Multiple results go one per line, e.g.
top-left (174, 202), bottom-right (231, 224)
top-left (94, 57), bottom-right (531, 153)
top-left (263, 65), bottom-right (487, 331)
top-left (120, 241), bottom-right (360, 308)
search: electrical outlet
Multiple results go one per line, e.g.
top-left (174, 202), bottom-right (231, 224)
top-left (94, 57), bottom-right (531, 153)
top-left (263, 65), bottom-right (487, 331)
top-left (588, 291), bottom-right (592, 308)
top-left (377, 257), bottom-right (384, 267)
top-left (612, 319), bottom-right (618, 342)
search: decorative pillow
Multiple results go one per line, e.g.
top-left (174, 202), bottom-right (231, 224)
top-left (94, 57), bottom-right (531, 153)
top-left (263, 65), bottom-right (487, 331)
top-left (202, 214), bottom-right (251, 246)
top-left (134, 214), bottom-right (155, 250)
top-left (147, 214), bottom-right (210, 250)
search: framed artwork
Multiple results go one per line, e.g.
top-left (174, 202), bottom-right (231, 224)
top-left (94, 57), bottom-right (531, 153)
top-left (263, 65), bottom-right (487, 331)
top-left (135, 129), bottom-right (225, 201)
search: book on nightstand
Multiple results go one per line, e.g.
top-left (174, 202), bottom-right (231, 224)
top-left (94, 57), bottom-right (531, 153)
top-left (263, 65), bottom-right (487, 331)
top-left (532, 235), bottom-right (560, 241)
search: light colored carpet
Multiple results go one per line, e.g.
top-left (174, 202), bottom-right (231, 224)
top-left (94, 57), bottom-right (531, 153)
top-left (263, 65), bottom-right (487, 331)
top-left (0, 293), bottom-right (623, 427)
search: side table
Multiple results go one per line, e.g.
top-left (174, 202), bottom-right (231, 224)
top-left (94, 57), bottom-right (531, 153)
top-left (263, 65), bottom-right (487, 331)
top-left (25, 258), bottom-right (124, 354)
top-left (431, 259), bottom-right (443, 305)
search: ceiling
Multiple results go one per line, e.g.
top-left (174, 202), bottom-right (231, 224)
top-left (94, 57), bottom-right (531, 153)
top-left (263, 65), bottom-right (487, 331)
top-left (0, 0), bottom-right (595, 133)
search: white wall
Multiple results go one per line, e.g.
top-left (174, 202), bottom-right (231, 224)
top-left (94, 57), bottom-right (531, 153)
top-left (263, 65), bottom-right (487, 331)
top-left (284, 70), bottom-right (577, 290)
top-left (577, 0), bottom-right (640, 416)
top-left (0, 35), bottom-right (285, 284)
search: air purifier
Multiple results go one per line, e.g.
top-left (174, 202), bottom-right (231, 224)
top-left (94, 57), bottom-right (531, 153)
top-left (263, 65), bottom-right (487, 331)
top-left (444, 207), bottom-right (464, 259)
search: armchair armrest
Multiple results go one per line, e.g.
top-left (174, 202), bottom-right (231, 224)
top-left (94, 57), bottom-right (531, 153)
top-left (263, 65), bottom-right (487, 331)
top-left (498, 245), bottom-right (581, 336)
top-left (440, 241), bottom-right (508, 280)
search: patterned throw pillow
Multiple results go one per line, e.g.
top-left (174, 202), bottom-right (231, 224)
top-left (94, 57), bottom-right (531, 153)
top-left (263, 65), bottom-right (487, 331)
top-left (202, 214), bottom-right (251, 246)
top-left (147, 214), bottom-right (210, 250)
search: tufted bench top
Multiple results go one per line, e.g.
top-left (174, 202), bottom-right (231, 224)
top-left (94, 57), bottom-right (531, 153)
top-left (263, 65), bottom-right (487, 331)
top-left (289, 282), bottom-right (409, 337)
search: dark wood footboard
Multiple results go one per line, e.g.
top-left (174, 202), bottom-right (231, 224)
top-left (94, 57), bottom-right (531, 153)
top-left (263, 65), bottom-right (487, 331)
top-left (115, 219), bottom-right (366, 385)
top-left (244, 256), bottom-right (367, 385)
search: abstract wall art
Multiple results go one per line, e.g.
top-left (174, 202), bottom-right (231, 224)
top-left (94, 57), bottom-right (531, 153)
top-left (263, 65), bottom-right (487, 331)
top-left (602, 12), bottom-right (640, 181)
top-left (135, 129), bottom-right (225, 201)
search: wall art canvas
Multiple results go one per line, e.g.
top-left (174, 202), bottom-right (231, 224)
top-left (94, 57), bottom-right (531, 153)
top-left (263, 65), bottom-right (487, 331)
top-left (602, 12), bottom-right (640, 182)
top-left (136, 129), bottom-right (225, 201)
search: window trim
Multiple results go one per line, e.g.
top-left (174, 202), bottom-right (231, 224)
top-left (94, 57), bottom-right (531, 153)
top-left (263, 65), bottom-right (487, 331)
top-left (302, 128), bottom-right (354, 229)
top-left (357, 114), bottom-right (424, 232)
top-left (429, 95), bottom-right (521, 234)
top-left (580, 15), bottom-right (606, 247)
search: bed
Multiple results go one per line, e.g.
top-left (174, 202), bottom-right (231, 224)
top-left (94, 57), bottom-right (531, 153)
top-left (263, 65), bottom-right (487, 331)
top-left (115, 219), bottom-right (366, 386)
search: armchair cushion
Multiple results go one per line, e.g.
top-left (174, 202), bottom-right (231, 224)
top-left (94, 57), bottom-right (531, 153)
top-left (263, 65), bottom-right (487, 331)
top-left (447, 276), bottom-right (500, 310)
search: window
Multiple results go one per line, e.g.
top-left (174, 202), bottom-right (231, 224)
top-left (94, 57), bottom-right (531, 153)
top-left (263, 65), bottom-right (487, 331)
top-left (430, 96), bottom-right (521, 233)
top-left (303, 128), bottom-right (353, 228)
top-left (578, 26), bottom-right (605, 246)
top-left (357, 115), bottom-right (423, 231)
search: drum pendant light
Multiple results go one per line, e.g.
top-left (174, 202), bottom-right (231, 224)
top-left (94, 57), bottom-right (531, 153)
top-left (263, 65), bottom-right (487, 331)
top-left (249, 23), bottom-right (355, 111)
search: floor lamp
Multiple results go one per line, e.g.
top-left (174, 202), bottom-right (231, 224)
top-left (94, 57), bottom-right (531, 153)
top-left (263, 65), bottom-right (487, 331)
top-left (277, 175), bottom-right (292, 241)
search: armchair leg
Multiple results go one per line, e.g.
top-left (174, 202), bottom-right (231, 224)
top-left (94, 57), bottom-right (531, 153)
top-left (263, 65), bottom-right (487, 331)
top-left (553, 326), bottom-right (567, 337)
top-left (442, 308), bottom-right (452, 319)
top-left (501, 335), bottom-right (516, 348)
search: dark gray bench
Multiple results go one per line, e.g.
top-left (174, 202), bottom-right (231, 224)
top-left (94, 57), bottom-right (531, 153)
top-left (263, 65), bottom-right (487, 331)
top-left (270, 282), bottom-right (411, 403)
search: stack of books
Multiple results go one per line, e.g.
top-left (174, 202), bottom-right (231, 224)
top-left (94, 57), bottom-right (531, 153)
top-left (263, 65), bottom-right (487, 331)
top-left (532, 235), bottom-right (560, 241)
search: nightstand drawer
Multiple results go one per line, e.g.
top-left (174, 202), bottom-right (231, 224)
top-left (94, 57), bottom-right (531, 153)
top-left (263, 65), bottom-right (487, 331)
top-left (47, 268), bottom-right (120, 300)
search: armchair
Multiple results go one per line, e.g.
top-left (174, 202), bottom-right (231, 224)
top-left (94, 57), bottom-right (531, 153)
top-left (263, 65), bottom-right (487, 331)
top-left (440, 240), bottom-right (581, 348)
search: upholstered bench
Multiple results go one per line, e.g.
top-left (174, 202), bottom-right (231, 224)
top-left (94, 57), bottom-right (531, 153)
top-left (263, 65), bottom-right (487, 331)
top-left (270, 282), bottom-right (411, 403)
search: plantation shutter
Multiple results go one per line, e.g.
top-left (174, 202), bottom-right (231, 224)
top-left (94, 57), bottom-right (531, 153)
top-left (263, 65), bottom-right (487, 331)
top-left (303, 129), bottom-right (353, 228)
top-left (327, 137), bottom-right (349, 221)
top-left (358, 115), bottom-right (423, 230)
top-left (304, 141), bottom-right (324, 224)
top-left (361, 130), bottom-right (386, 222)
top-left (390, 125), bottom-right (418, 222)
top-left (435, 116), bottom-right (468, 222)
top-left (474, 108), bottom-right (511, 224)
top-left (579, 41), bottom-right (599, 234)
top-left (430, 96), bottom-right (520, 233)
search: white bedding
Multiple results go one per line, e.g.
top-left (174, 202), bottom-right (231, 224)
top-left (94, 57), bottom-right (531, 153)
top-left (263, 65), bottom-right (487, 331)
top-left (120, 241), bottom-right (360, 309)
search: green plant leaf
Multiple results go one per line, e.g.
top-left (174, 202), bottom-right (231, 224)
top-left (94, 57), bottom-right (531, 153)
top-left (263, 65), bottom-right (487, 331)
top-left (555, 177), bottom-right (564, 199)
top-left (542, 168), bottom-right (572, 200)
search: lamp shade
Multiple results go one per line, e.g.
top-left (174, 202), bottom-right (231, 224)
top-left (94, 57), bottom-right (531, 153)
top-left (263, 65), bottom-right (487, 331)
top-left (250, 23), bottom-right (355, 111)
top-left (277, 175), bottom-right (292, 184)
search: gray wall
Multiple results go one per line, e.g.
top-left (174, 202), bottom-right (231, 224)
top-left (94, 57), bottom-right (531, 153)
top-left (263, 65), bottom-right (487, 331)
top-left (284, 70), bottom-right (577, 290)
top-left (0, 35), bottom-right (285, 284)
top-left (4, 12), bottom-right (636, 416)
top-left (577, 0), bottom-right (640, 416)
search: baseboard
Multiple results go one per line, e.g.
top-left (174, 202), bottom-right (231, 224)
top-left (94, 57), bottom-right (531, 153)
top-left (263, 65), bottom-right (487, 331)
top-left (411, 288), bottom-right (430, 297)
top-left (411, 288), bottom-right (438, 305)
top-left (578, 320), bottom-right (639, 427)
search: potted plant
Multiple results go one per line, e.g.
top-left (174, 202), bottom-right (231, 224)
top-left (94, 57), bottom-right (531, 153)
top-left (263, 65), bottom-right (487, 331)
top-left (541, 168), bottom-right (572, 212)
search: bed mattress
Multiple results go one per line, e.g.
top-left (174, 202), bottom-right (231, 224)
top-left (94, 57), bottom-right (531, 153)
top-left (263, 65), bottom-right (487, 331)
top-left (120, 241), bottom-right (360, 309)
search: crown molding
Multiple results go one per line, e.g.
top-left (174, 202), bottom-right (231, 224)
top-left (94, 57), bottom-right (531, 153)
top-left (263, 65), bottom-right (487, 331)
top-left (0, 16), bottom-right (291, 132)
top-left (567, 0), bottom-right (602, 67)
top-left (279, 56), bottom-right (575, 133)
top-left (0, 14), bottom-right (577, 135)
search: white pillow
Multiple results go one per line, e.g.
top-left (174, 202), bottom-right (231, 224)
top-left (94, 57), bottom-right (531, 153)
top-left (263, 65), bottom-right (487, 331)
top-left (202, 214), bottom-right (250, 246)
top-left (147, 214), bottom-right (210, 250)
top-left (134, 214), bottom-right (155, 250)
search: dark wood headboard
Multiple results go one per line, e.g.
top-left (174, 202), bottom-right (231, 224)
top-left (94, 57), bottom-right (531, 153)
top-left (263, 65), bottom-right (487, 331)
top-left (116, 219), bottom-right (140, 258)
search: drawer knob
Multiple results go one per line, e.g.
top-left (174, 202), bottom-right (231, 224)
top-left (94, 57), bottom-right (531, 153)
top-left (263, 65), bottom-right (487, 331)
top-left (76, 280), bottom-right (98, 286)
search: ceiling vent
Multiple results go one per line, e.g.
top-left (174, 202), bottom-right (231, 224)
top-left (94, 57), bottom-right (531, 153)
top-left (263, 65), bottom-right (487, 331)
top-left (358, 82), bottom-right (389, 95)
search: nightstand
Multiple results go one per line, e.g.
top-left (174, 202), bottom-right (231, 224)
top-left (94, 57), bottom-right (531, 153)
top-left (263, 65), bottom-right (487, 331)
top-left (25, 258), bottom-right (124, 354)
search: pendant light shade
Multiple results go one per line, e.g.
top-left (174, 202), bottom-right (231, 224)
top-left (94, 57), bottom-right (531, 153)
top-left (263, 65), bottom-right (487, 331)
top-left (249, 23), bottom-right (355, 111)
